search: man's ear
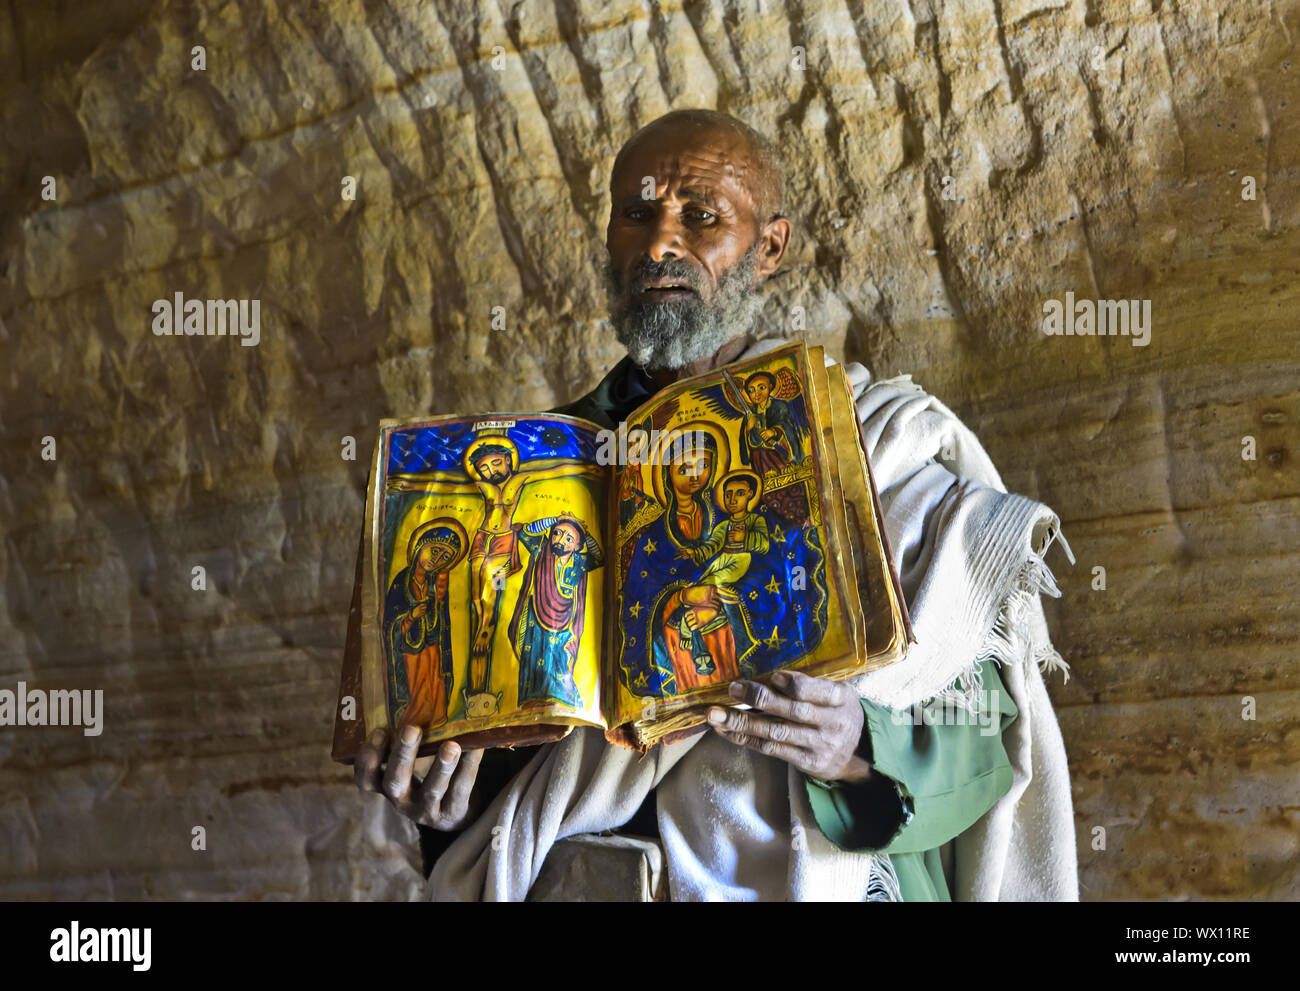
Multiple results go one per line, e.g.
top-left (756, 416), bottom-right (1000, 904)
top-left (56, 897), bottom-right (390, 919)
top-left (754, 216), bottom-right (792, 283)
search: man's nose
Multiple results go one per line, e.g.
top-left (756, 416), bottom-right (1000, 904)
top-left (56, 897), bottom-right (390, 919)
top-left (644, 210), bottom-right (685, 263)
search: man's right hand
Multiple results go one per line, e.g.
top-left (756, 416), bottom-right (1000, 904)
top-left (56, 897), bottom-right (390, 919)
top-left (354, 726), bottom-right (485, 831)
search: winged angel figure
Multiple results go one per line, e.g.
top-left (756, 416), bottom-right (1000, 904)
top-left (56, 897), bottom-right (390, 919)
top-left (694, 366), bottom-right (809, 473)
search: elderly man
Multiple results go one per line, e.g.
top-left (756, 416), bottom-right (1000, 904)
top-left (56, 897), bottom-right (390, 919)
top-left (353, 109), bottom-right (1079, 902)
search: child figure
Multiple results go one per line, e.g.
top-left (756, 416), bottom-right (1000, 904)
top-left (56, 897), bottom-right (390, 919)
top-left (677, 470), bottom-right (769, 585)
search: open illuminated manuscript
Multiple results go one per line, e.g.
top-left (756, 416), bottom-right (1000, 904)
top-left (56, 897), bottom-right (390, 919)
top-left (332, 342), bottom-right (913, 760)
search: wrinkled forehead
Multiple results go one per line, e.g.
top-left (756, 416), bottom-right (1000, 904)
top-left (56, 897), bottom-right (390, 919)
top-left (612, 126), bottom-right (759, 209)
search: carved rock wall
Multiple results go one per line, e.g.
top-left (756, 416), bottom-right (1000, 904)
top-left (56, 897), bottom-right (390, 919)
top-left (1, 0), bottom-right (1296, 899)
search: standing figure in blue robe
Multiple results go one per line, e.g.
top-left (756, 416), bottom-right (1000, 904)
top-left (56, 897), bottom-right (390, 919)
top-left (510, 515), bottom-right (603, 709)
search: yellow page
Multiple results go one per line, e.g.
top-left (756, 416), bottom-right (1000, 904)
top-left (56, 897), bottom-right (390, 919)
top-left (362, 413), bottom-right (609, 746)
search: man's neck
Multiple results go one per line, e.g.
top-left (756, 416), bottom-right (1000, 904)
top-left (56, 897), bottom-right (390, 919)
top-left (644, 334), bottom-right (751, 393)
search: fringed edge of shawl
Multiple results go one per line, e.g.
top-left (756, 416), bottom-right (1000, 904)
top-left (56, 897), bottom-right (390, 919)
top-left (925, 518), bottom-right (1074, 714)
top-left (865, 854), bottom-right (902, 902)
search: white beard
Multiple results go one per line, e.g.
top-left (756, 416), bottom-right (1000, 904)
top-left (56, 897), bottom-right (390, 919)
top-left (606, 246), bottom-right (764, 371)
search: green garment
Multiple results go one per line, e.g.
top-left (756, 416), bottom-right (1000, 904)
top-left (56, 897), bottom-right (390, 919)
top-left (805, 657), bottom-right (1018, 901)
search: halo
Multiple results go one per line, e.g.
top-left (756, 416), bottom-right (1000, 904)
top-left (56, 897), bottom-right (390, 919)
top-left (406, 516), bottom-right (469, 569)
top-left (649, 419), bottom-right (731, 508)
top-left (714, 469), bottom-right (763, 513)
top-left (462, 434), bottom-right (519, 478)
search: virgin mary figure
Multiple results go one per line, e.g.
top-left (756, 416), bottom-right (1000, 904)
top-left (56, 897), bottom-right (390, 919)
top-left (384, 518), bottom-right (468, 731)
top-left (619, 426), bottom-right (758, 698)
top-left (618, 424), bottom-right (830, 702)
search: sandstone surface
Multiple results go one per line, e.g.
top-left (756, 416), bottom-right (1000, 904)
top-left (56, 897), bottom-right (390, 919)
top-left (1, 0), bottom-right (1296, 899)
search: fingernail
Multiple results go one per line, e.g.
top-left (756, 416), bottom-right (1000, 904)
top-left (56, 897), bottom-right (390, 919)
top-left (707, 707), bottom-right (726, 724)
top-left (369, 728), bottom-right (386, 745)
top-left (774, 671), bottom-right (791, 687)
top-left (401, 724), bottom-right (420, 744)
top-left (441, 741), bottom-right (460, 760)
top-left (728, 682), bottom-right (745, 700)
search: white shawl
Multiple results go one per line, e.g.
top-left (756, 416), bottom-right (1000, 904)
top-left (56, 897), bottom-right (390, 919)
top-left (426, 342), bottom-right (1079, 901)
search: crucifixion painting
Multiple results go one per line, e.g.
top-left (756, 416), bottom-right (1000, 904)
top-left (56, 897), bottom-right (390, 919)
top-left (388, 430), bottom-right (602, 719)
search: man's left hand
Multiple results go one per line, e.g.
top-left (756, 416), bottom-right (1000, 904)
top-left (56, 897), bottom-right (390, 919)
top-left (708, 670), bottom-right (872, 783)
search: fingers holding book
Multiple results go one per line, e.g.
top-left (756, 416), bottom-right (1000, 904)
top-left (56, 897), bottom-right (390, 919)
top-left (354, 726), bottom-right (484, 830)
top-left (707, 670), bottom-right (872, 784)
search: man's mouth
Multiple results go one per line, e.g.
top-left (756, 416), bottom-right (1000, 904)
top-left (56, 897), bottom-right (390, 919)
top-left (632, 279), bottom-right (700, 303)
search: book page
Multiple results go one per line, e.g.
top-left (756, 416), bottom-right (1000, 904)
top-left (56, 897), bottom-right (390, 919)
top-left (825, 364), bottom-right (912, 662)
top-left (607, 342), bottom-right (865, 737)
top-left (802, 349), bottom-right (870, 667)
top-left (362, 413), bottom-right (610, 748)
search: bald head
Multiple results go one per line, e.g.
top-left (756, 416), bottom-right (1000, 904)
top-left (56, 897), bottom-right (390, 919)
top-left (610, 110), bottom-right (785, 227)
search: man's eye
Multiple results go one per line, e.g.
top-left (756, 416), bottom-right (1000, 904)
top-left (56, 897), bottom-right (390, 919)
top-left (689, 210), bottom-right (715, 222)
